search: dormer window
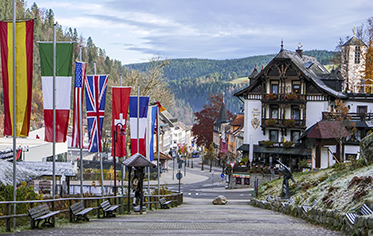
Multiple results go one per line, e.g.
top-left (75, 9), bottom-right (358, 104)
top-left (355, 46), bottom-right (361, 64)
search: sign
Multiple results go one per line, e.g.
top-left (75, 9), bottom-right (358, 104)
top-left (229, 162), bottom-right (235, 169)
top-left (221, 173), bottom-right (225, 178)
top-left (233, 174), bottom-right (250, 179)
top-left (176, 172), bottom-right (183, 180)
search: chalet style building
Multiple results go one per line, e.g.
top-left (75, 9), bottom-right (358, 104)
top-left (234, 39), bottom-right (373, 171)
top-left (213, 101), bottom-right (230, 164)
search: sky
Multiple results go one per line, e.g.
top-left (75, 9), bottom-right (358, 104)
top-left (31, 0), bottom-right (373, 65)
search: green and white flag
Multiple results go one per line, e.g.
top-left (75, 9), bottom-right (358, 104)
top-left (39, 42), bottom-right (73, 142)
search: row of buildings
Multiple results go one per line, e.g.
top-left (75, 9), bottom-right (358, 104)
top-left (213, 35), bottom-right (373, 172)
top-left (0, 108), bottom-right (192, 172)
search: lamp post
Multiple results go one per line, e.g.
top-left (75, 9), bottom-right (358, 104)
top-left (113, 122), bottom-right (126, 203)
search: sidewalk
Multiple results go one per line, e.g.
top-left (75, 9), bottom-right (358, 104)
top-left (149, 167), bottom-right (208, 186)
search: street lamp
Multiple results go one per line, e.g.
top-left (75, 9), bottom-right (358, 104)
top-left (113, 122), bottom-right (126, 202)
top-left (169, 149), bottom-right (175, 180)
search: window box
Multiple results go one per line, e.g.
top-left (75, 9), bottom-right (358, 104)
top-left (284, 119), bottom-right (295, 127)
top-left (263, 140), bottom-right (274, 147)
top-left (265, 93), bottom-right (278, 100)
top-left (283, 141), bottom-right (294, 148)
top-left (265, 118), bottom-right (277, 126)
top-left (285, 93), bottom-right (298, 100)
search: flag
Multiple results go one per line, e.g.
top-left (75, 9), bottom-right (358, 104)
top-left (156, 101), bottom-right (166, 113)
top-left (111, 87), bottom-right (131, 157)
top-left (71, 61), bottom-right (87, 148)
top-left (129, 96), bottom-right (149, 155)
top-left (146, 106), bottom-right (157, 161)
top-left (220, 127), bottom-right (228, 154)
top-left (39, 42), bottom-right (73, 142)
top-left (0, 20), bottom-right (34, 137)
top-left (85, 75), bottom-right (109, 152)
top-left (16, 149), bottom-right (22, 161)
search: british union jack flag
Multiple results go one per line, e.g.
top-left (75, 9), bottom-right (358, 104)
top-left (85, 75), bottom-right (109, 152)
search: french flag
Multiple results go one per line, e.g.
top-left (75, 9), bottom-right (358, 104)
top-left (129, 96), bottom-right (149, 155)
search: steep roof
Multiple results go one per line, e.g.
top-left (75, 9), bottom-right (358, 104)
top-left (122, 153), bottom-right (156, 167)
top-left (275, 49), bottom-right (347, 98)
top-left (230, 114), bottom-right (244, 127)
top-left (214, 102), bottom-right (229, 125)
top-left (306, 121), bottom-right (349, 139)
top-left (235, 48), bottom-right (348, 99)
top-left (342, 36), bottom-right (366, 47)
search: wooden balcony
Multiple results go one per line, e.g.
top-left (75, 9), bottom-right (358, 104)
top-left (262, 93), bottom-right (306, 103)
top-left (261, 118), bottom-right (306, 129)
top-left (322, 112), bottom-right (373, 121)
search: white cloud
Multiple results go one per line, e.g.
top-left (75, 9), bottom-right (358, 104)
top-left (33, 0), bottom-right (373, 64)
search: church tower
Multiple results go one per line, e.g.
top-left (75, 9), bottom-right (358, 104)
top-left (341, 35), bottom-right (367, 93)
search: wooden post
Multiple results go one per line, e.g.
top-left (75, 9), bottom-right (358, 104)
top-left (127, 167), bottom-right (132, 214)
top-left (69, 199), bottom-right (73, 222)
top-left (97, 199), bottom-right (100, 218)
top-left (6, 203), bottom-right (11, 232)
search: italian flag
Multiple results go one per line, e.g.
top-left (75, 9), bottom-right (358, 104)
top-left (0, 20), bottom-right (34, 137)
top-left (39, 42), bottom-right (73, 142)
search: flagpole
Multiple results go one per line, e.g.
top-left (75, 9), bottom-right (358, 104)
top-left (52, 24), bottom-right (57, 200)
top-left (120, 75), bottom-right (125, 198)
top-left (79, 46), bottom-right (84, 199)
top-left (12, 0), bottom-right (17, 229)
top-left (137, 85), bottom-right (140, 152)
top-left (157, 106), bottom-right (160, 200)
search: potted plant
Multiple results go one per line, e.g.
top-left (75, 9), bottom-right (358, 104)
top-left (283, 141), bottom-right (294, 148)
top-left (265, 118), bottom-right (277, 126)
top-left (285, 92), bottom-right (298, 100)
top-left (284, 118), bottom-right (295, 127)
top-left (265, 92), bottom-right (278, 100)
top-left (263, 140), bottom-right (274, 147)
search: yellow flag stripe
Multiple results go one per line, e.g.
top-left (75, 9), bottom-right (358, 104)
top-left (6, 22), bottom-right (29, 137)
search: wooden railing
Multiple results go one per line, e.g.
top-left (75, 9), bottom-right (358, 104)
top-left (261, 118), bottom-right (306, 128)
top-left (262, 93), bottom-right (306, 102)
top-left (0, 192), bottom-right (183, 232)
top-left (322, 112), bottom-right (373, 121)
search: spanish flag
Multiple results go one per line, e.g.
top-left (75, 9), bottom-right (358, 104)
top-left (0, 20), bottom-right (34, 137)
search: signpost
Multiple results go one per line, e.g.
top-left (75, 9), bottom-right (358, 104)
top-left (176, 171), bottom-right (183, 193)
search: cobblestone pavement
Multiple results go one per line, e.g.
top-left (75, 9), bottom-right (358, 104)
top-left (7, 197), bottom-right (346, 236)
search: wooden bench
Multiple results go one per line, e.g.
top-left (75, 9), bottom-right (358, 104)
top-left (27, 204), bottom-right (60, 229)
top-left (159, 198), bottom-right (172, 209)
top-left (346, 203), bottom-right (373, 225)
top-left (70, 201), bottom-right (93, 222)
top-left (100, 200), bottom-right (119, 218)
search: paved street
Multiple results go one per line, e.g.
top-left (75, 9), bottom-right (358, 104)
top-left (5, 159), bottom-right (345, 235)
top-left (7, 197), bottom-right (345, 236)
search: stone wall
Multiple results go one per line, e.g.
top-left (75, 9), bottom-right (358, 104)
top-left (250, 198), bottom-right (373, 235)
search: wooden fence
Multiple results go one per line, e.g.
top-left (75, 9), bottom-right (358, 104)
top-left (0, 192), bottom-right (183, 232)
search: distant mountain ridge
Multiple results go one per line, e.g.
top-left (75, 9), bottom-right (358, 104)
top-left (125, 50), bottom-right (334, 81)
top-left (125, 50), bottom-right (335, 125)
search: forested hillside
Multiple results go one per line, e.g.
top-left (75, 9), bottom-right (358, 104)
top-left (127, 50), bottom-right (335, 122)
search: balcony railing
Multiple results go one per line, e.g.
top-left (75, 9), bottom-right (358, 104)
top-left (262, 93), bottom-right (306, 102)
top-left (261, 118), bottom-right (306, 128)
top-left (322, 112), bottom-right (373, 121)
top-left (258, 140), bottom-right (296, 148)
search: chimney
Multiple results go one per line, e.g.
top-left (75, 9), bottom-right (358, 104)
top-left (296, 42), bottom-right (303, 57)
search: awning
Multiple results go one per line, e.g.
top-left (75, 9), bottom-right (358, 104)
top-left (237, 144), bottom-right (311, 156)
